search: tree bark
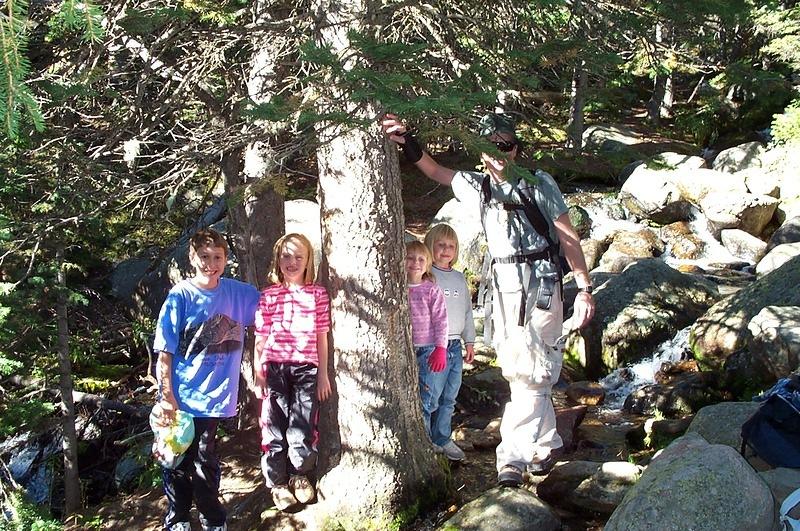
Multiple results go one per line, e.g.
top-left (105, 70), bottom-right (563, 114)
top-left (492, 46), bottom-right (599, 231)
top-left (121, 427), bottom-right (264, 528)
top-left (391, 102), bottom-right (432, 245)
top-left (311, 2), bottom-right (447, 521)
top-left (315, 115), bottom-right (447, 523)
top-left (55, 246), bottom-right (81, 515)
top-left (565, 0), bottom-right (586, 154)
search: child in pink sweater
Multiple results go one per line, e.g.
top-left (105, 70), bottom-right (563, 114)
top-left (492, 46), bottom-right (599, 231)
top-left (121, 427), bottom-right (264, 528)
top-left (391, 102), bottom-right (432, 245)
top-left (405, 240), bottom-right (448, 442)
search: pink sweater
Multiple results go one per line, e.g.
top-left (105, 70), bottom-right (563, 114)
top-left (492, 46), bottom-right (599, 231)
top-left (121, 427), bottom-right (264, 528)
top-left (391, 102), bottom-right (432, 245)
top-left (254, 283), bottom-right (330, 365)
top-left (408, 281), bottom-right (448, 348)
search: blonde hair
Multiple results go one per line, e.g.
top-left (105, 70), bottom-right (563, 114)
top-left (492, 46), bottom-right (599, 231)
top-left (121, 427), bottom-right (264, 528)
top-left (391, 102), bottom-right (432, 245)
top-left (424, 223), bottom-right (460, 267)
top-left (189, 229), bottom-right (228, 257)
top-left (268, 233), bottom-right (316, 285)
top-left (405, 240), bottom-right (435, 283)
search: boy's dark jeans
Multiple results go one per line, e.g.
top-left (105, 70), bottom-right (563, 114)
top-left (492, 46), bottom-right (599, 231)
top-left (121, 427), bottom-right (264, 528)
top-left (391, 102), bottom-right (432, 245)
top-left (260, 362), bottom-right (319, 488)
top-left (163, 417), bottom-right (224, 529)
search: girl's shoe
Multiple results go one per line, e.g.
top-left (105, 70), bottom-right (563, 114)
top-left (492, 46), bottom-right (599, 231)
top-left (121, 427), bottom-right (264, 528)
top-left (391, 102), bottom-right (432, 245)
top-left (439, 440), bottom-right (466, 461)
top-left (290, 475), bottom-right (316, 504)
top-left (271, 485), bottom-right (297, 511)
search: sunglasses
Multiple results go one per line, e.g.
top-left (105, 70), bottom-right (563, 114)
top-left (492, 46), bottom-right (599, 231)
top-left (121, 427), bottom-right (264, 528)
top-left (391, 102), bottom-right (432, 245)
top-left (493, 140), bottom-right (516, 152)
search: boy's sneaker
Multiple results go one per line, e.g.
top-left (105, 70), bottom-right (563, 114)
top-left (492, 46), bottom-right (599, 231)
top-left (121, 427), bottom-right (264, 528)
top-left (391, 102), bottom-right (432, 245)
top-left (271, 485), bottom-right (297, 511)
top-left (290, 475), bottom-right (316, 504)
top-left (497, 464), bottom-right (524, 487)
top-left (439, 440), bottom-right (465, 461)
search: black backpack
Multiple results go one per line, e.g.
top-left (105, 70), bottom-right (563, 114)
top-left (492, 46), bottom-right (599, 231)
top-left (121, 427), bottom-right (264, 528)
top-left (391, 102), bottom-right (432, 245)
top-left (740, 375), bottom-right (800, 468)
top-left (478, 172), bottom-right (570, 277)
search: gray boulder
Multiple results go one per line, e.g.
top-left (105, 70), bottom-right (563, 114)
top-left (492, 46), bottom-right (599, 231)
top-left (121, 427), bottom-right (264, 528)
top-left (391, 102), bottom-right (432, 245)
top-left (583, 124), bottom-right (641, 153)
top-left (778, 196), bottom-right (800, 227)
top-left (660, 221), bottom-right (706, 260)
top-left (605, 432), bottom-right (775, 531)
top-left (650, 152), bottom-right (706, 170)
top-left (581, 239), bottom-right (608, 272)
top-left (596, 229), bottom-right (664, 273)
top-left (712, 141), bottom-right (767, 173)
top-left (672, 168), bottom-right (747, 205)
top-left (567, 259), bottom-right (720, 378)
top-left (691, 254), bottom-right (800, 368)
top-left (441, 486), bottom-right (560, 531)
top-left (700, 192), bottom-right (778, 237)
top-left (757, 242), bottom-right (800, 276)
top-left (742, 168), bottom-right (780, 197)
top-left (760, 468), bottom-right (800, 521)
top-left (432, 196), bottom-right (485, 277)
top-left (747, 305), bottom-right (800, 384)
top-left (537, 461), bottom-right (642, 516)
top-left (110, 257), bottom-right (153, 300)
top-left (619, 166), bottom-right (692, 224)
top-left (767, 216), bottom-right (800, 252)
top-left (720, 228), bottom-right (768, 263)
top-left (686, 401), bottom-right (762, 450)
top-left (622, 372), bottom-right (723, 417)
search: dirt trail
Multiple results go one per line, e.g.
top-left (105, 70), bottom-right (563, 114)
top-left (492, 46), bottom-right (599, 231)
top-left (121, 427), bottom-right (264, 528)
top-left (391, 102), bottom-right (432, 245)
top-left (81, 379), bottom-right (625, 530)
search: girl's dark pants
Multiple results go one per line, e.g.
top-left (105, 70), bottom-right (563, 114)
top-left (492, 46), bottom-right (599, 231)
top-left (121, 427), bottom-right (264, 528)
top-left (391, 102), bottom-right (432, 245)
top-left (260, 361), bottom-right (319, 487)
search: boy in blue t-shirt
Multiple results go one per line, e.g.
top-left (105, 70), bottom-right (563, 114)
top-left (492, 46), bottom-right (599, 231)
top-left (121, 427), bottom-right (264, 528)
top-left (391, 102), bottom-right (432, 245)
top-left (152, 229), bottom-right (259, 531)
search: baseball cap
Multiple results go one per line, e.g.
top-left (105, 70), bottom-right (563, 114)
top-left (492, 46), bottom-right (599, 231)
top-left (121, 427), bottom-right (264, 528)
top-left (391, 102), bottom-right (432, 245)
top-left (477, 113), bottom-right (517, 138)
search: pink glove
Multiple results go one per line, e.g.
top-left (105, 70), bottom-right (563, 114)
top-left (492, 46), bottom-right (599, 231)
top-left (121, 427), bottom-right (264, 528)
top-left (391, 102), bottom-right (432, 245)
top-left (428, 346), bottom-right (447, 372)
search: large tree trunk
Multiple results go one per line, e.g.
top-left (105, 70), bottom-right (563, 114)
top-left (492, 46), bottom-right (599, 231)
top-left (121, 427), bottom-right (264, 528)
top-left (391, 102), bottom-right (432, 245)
top-left (223, 146), bottom-right (284, 426)
top-left (565, 0), bottom-right (586, 154)
top-left (311, 2), bottom-right (447, 520)
top-left (55, 246), bottom-right (81, 515)
top-left (647, 23), bottom-right (673, 125)
top-left (315, 115), bottom-right (447, 522)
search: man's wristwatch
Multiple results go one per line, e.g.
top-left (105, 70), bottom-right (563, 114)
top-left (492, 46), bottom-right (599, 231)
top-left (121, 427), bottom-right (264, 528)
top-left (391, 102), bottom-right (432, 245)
top-left (578, 285), bottom-right (593, 294)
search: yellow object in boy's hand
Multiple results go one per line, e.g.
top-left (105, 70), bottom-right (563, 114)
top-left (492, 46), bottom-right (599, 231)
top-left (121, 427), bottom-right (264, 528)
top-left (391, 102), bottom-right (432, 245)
top-left (149, 408), bottom-right (194, 469)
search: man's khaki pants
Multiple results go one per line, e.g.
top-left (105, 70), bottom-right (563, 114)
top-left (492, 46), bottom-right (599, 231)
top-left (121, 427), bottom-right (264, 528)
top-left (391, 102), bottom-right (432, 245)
top-left (492, 274), bottom-right (564, 472)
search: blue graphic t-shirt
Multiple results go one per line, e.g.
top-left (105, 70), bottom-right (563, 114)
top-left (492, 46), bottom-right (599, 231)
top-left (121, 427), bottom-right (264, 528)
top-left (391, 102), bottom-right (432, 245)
top-left (153, 277), bottom-right (260, 417)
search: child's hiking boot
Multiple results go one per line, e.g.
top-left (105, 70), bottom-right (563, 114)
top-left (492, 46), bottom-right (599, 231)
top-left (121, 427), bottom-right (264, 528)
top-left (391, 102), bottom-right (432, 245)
top-left (497, 464), bottom-right (524, 487)
top-left (439, 440), bottom-right (465, 461)
top-left (290, 475), bottom-right (316, 504)
top-left (271, 485), bottom-right (297, 511)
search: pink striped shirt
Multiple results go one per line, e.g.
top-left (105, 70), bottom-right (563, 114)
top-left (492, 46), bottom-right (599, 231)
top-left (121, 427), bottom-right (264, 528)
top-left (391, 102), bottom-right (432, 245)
top-left (254, 283), bottom-right (330, 365)
top-left (408, 281), bottom-right (448, 348)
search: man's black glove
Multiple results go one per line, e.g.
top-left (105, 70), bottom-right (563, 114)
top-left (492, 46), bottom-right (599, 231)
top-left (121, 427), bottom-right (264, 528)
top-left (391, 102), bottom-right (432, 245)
top-left (399, 131), bottom-right (424, 163)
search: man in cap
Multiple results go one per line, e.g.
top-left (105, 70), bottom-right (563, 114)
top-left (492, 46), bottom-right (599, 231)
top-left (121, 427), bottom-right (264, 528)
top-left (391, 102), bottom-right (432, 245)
top-left (382, 113), bottom-right (595, 486)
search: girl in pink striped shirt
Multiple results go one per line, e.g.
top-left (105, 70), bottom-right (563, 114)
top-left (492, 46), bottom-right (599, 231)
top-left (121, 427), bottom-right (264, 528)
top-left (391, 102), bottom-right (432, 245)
top-left (406, 240), bottom-right (448, 444)
top-left (254, 233), bottom-right (330, 511)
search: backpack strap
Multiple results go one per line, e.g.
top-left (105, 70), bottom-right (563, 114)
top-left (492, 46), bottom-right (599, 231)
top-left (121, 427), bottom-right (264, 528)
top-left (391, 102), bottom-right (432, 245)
top-left (480, 172), bottom-right (563, 327)
top-left (480, 172), bottom-right (563, 275)
top-left (781, 486), bottom-right (800, 531)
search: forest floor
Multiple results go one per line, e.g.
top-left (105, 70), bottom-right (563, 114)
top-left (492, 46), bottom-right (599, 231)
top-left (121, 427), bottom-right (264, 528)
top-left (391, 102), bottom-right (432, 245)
top-left (78, 343), bottom-right (626, 531)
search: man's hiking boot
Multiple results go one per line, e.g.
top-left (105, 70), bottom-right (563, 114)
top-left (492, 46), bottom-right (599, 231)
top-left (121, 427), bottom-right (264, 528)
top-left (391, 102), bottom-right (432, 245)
top-left (497, 464), bottom-right (524, 487)
top-left (290, 475), bottom-right (316, 504)
top-left (439, 440), bottom-right (465, 461)
top-left (271, 485), bottom-right (297, 511)
top-left (167, 523), bottom-right (191, 531)
top-left (527, 447), bottom-right (562, 476)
